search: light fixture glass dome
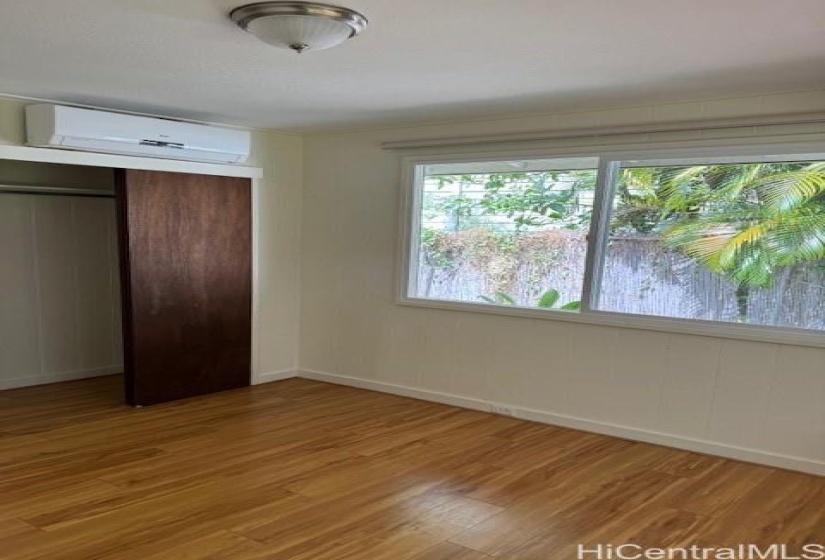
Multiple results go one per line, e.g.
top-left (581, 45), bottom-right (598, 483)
top-left (230, 2), bottom-right (368, 53)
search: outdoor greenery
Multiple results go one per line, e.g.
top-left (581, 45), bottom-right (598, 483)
top-left (478, 289), bottom-right (581, 310)
top-left (420, 160), bottom-right (825, 324)
top-left (428, 171), bottom-right (594, 231)
top-left (615, 162), bottom-right (825, 320)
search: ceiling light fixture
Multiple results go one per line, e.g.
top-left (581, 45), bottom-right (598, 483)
top-left (229, 1), bottom-right (368, 54)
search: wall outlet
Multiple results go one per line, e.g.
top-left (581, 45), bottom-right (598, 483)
top-left (490, 404), bottom-right (514, 416)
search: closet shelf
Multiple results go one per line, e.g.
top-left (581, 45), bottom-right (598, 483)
top-left (0, 184), bottom-right (115, 198)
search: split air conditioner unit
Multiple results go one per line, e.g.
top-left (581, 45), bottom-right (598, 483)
top-left (25, 104), bottom-right (251, 164)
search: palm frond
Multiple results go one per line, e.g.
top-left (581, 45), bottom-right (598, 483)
top-left (756, 168), bottom-right (825, 212)
top-left (763, 212), bottom-right (825, 266)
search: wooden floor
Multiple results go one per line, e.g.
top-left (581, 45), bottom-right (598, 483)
top-left (0, 377), bottom-right (822, 560)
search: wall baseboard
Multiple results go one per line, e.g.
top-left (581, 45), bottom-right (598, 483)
top-left (298, 369), bottom-right (825, 476)
top-left (0, 366), bottom-right (122, 391)
top-left (253, 369), bottom-right (298, 385)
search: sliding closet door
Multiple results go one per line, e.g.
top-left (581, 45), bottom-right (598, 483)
top-left (116, 170), bottom-right (251, 406)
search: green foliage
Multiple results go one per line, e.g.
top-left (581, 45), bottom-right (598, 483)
top-left (618, 162), bottom-right (825, 290)
top-left (478, 291), bottom-right (517, 305)
top-left (478, 288), bottom-right (581, 311)
top-left (428, 170), bottom-right (596, 232)
top-left (652, 163), bottom-right (825, 288)
top-left (420, 228), bottom-right (460, 270)
top-left (611, 167), bottom-right (670, 233)
top-left (536, 289), bottom-right (560, 308)
top-left (478, 172), bottom-right (579, 229)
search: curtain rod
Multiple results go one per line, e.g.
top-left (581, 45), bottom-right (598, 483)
top-left (381, 111), bottom-right (825, 150)
top-left (0, 184), bottom-right (115, 198)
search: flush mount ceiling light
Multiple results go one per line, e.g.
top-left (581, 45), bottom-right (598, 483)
top-left (229, 1), bottom-right (368, 54)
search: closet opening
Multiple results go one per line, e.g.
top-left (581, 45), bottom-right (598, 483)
top-left (0, 159), bottom-right (124, 407)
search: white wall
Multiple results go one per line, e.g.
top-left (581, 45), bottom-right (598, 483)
top-left (300, 90), bottom-right (825, 475)
top-left (247, 127), bottom-right (304, 381)
top-left (0, 97), bottom-right (304, 386)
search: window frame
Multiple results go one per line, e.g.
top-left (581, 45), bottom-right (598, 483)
top-left (397, 140), bottom-right (825, 348)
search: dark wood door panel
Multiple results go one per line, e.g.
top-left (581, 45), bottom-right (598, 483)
top-left (116, 170), bottom-right (251, 406)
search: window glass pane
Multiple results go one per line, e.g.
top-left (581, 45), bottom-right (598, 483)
top-left (412, 157), bottom-right (598, 310)
top-left (598, 157), bottom-right (825, 330)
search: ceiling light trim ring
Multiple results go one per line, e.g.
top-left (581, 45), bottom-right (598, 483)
top-left (229, 1), bottom-right (368, 37)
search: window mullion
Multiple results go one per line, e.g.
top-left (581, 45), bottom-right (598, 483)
top-left (581, 158), bottom-right (620, 313)
top-left (402, 162), bottom-right (425, 299)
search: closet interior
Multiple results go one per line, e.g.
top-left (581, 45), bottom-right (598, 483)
top-left (0, 159), bottom-right (123, 397)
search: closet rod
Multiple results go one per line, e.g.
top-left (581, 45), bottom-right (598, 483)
top-left (0, 184), bottom-right (115, 198)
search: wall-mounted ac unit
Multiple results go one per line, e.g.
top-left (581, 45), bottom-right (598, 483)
top-left (25, 104), bottom-right (251, 164)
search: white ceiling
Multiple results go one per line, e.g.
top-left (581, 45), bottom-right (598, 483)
top-left (1, 0), bottom-right (824, 131)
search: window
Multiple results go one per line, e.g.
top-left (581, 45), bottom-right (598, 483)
top-left (403, 150), bottom-right (825, 339)
top-left (411, 157), bottom-right (598, 310)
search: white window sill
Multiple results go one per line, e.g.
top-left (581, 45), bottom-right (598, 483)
top-left (397, 296), bottom-right (825, 349)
